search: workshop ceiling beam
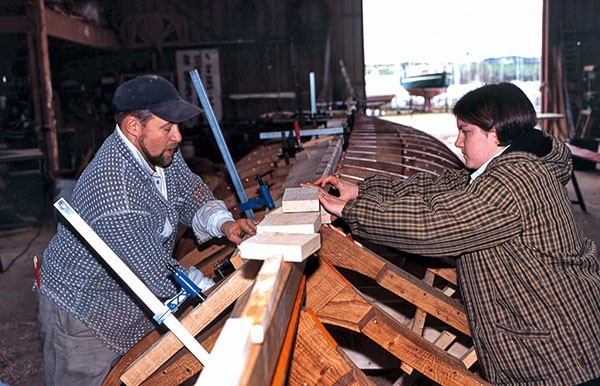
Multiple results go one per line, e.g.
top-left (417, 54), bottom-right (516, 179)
top-left (44, 9), bottom-right (119, 49)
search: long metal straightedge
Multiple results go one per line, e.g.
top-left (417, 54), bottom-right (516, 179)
top-left (189, 69), bottom-right (254, 219)
top-left (53, 197), bottom-right (211, 365)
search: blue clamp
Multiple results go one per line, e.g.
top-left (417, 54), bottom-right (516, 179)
top-left (240, 174), bottom-right (275, 212)
top-left (154, 265), bottom-right (206, 325)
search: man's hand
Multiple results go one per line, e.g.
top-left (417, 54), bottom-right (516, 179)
top-left (220, 219), bottom-right (257, 244)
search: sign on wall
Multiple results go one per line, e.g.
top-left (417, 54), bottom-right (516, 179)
top-left (176, 49), bottom-right (222, 127)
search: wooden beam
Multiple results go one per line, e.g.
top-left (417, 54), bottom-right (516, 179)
top-left (45, 8), bottom-right (119, 49)
top-left (305, 257), bottom-right (490, 386)
top-left (242, 254), bottom-right (285, 344)
top-left (119, 260), bottom-right (262, 385)
top-left (270, 276), bottom-right (306, 386)
top-left (286, 309), bottom-right (375, 385)
top-left (320, 225), bottom-right (470, 336)
top-left (133, 319), bottom-right (224, 386)
top-left (197, 260), bottom-right (307, 385)
top-left (396, 330), bottom-right (458, 386)
top-left (33, 0), bottom-right (59, 173)
top-left (400, 269), bottom-right (436, 375)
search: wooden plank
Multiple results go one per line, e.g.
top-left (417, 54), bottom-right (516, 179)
top-left (306, 258), bottom-right (490, 386)
top-left (120, 260), bottom-right (262, 385)
top-left (395, 330), bottom-right (458, 386)
top-left (239, 232), bottom-right (321, 262)
top-left (282, 187), bottom-right (320, 213)
top-left (270, 276), bottom-right (306, 386)
top-left (320, 226), bottom-right (470, 336)
top-left (178, 244), bottom-right (227, 268)
top-left (286, 309), bottom-right (375, 386)
top-left (241, 255), bottom-right (285, 344)
top-left (400, 269), bottom-right (436, 374)
top-left (195, 318), bottom-right (254, 385)
top-left (428, 267), bottom-right (458, 286)
top-left (219, 260), bottom-right (307, 385)
top-left (45, 8), bottom-right (119, 49)
top-left (257, 207), bottom-right (321, 235)
top-left (139, 322), bottom-right (223, 386)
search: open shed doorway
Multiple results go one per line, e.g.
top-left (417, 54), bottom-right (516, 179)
top-left (362, 0), bottom-right (543, 131)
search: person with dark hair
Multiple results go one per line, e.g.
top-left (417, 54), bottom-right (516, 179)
top-left (36, 74), bottom-right (257, 385)
top-left (309, 83), bottom-right (600, 385)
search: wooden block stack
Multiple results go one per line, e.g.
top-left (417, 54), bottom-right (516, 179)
top-left (239, 187), bottom-right (322, 262)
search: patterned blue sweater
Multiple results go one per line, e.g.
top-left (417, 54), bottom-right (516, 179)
top-left (40, 129), bottom-right (220, 354)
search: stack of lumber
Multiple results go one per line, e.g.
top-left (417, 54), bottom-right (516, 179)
top-left (198, 187), bottom-right (323, 385)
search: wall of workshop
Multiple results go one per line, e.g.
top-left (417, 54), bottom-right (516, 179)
top-left (102, 0), bottom-right (365, 123)
top-left (46, 0), bottom-right (364, 162)
top-left (544, 0), bottom-right (600, 135)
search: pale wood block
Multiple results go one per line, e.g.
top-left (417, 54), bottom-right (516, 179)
top-left (241, 254), bottom-right (284, 344)
top-left (282, 187), bottom-right (320, 213)
top-left (239, 232), bottom-right (321, 262)
top-left (194, 317), bottom-right (253, 386)
top-left (257, 207), bottom-right (321, 235)
top-left (432, 330), bottom-right (457, 348)
top-left (320, 206), bottom-right (332, 224)
top-left (461, 346), bottom-right (478, 369)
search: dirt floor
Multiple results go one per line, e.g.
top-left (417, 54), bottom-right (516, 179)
top-left (1, 113), bottom-right (599, 385)
top-left (0, 217), bottom-right (54, 386)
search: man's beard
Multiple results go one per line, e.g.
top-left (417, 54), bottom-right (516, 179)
top-left (140, 142), bottom-right (177, 168)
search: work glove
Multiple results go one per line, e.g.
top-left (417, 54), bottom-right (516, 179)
top-left (187, 266), bottom-right (215, 291)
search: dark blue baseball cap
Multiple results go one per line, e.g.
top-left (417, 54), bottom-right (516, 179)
top-left (112, 74), bottom-right (202, 123)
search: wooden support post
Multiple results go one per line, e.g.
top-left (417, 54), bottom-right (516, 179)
top-left (32, 0), bottom-right (59, 173)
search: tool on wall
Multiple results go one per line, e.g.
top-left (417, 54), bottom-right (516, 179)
top-left (53, 197), bottom-right (211, 365)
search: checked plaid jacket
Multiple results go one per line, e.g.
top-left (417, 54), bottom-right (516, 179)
top-left (342, 131), bottom-right (600, 385)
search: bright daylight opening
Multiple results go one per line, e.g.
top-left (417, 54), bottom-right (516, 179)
top-left (362, 0), bottom-right (543, 116)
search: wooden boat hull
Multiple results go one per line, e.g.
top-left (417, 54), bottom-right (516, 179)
top-left (104, 114), bottom-right (490, 386)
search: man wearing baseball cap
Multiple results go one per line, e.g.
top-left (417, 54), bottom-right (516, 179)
top-left (37, 75), bottom-right (256, 385)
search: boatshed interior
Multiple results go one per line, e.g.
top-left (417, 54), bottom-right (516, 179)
top-left (0, 1), bottom-right (599, 385)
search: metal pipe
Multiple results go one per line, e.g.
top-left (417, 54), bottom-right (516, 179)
top-left (189, 69), bottom-right (254, 219)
